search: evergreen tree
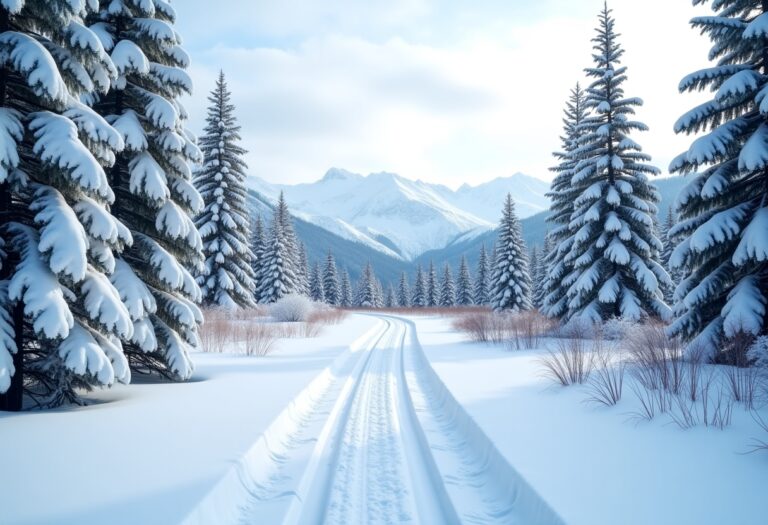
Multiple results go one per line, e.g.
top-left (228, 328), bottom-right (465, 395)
top-left (0, 2), bottom-right (134, 408)
top-left (562, 5), bottom-right (670, 323)
top-left (456, 256), bottom-right (474, 306)
top-left (534, 235), bottom-right (553, 309)
top-left (355, 263), bottom-right (379, 308)
top-left (322, 250), bottom-right (340, 306)
top-left (91, 1), bottom-right (204, 381)
top-left (374, 278), bottom-right (384, 308)
top-left (474, 243), bottom-right (491, 306)
top-left (412, 264), bottom-right (427, 307)
top-left (490, 195), bottom-right (532, 312)
top-left (195, 72), bottom-right (255, 309)
top-left (426, 260), bottom-right (438, 307)
top-left (257, 202), bottom-right (299, 303)
top-left (250, 215), bottom-right (265, 298)
top-left (339, 269), bottom-right (353, 308)
top-left (385, 284), bottom-right (396, 309)
top-left (659, 206), bottom-right (678, 304)
top-left (398, 272), bottom-right (411, 307)
top-left (542, 84), bottom-right (588, 319)
top-left (297, 242), bottom-right (309, 296)
top-left (439, 265), bottom-right (456, 307)
top-left (669, 0), bottom-right (768, 355)
top-left (529, 245), bottom-right (542, 307)
top-left (309, 261), bottom-right (325, 302)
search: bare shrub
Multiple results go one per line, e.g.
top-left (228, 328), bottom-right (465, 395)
top-left (585, 339), bottom-right (625, 406)
top-left (452, 311), bottom-right (508, 344)
top-left (685, 343), bottom-right (706, 402)
top-left (746, 411), bottom-right (768, 454)
top-left (625, 322), bottom-right (685, 396)
top-left (199, 309), bottom-right (234, 353)
top-left (506, 311), bottom-right (555, 350)
top-left (540, 336), bottom-right (593, 386)
top-left (724, 365), bottom-right (760, 410)
top-left (308, 308), bottom-right (348, 325)
top-left (627, 381), bottom-right (659, 423)
top-left (238, 323), bottom-right (277, 356)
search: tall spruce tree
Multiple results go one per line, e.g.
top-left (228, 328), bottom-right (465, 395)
top-left (563, 4), bottom-right (670, 323)
top-left (426, 260), bottom-right (438, 307)
top-left (195, 72), bottom-right (255, 309)
top-left (412, 264), bottom-right (427, 307)
top-left (250, 214), bottom-right (265, 298)
top-left (474, 243), bottom-right (491, 306)
top-left (385, 284), bottom-right (396, 309)
top-left (534, 236), bottom-right (552, 309)
top-left (339, 269), bottom-right (353, 308)
top-left (322, 250), bottom-right (340, 306)
top-left (669, 0), bottom-right (768, 355)
top-left (356, 263), bottom-right (379, 308)
top-left (0, 2), bottom-right (134, 408)
top-left (529, 245), bottom-right (542, 307)
top-left (457, 256), bottom-right (474, 306)
top-left (398, 272), bottom-right (411, 307)
top-left (257, 201), bottom-right (299, 303)
top-left (309, 261), bottom-right (325, 303)
top-left (439, 264), bottom-right (456, 307)
top-left (297, 242), bottom-right (309, 296)
top-left (659, 206), bottom-right (678, 304)
top-left (490, 195), bottom-right (532, 312)
top-left (91, 1), bottom-right (204, 381)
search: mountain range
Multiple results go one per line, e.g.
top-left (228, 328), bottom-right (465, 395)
top-left (248, 169), bottom-right (689, 284)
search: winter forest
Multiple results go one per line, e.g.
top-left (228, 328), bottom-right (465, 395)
top-left (1, 1), bottom-right (768, 524)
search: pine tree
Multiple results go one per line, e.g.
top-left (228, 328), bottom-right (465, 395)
top-left (397, 272), bottom-right (411, 307)
top-left (412, 264), bottom-right (427, 307)
top-left (339, 269), bottom-right (353, 308)
top-left (309, 261), bottom-right (325, 303)
top-left (474, 244), bottom-right (491, 306)
top-left (0, 2), bottom-right (134, 408)
top-left (374, 279), bottom-right (384, 308)
top-left (195, 72), bottom-right (256, 309)
top-left (439, 265), bottom-right (456, 307)
top-left (668, 0), bottom-right (768, 355)
top-left (355, 263), bottom-right (379, 308)
top-left (297, 242), bottom-right (309, 296)
top-left (426, 260), bottom-right (438, 307)
top-left (257, 202), bottom-right (299, 303)
top-left (659, 206), bottom-right (678, 304)
top-left (385, 285), bottom-right (396, 309)
top-left (89, 1), bottom-right (205, 382)
top-left (456, 256), bottom-right (474, 306)
top-left (529, 245), bottom-right (542, 307)
top-left (534, 235), bottom-right (552, 309)
top-left (562, 4), bottom-right (671, 323)
top-left (542, 84), bottom-right (588, 320)
top-left (250, 215), bottom-right (265, 298)
top-left (490, 195), bottom-right (532, 312)
top-left (322, 250), bottom-right (340, 306)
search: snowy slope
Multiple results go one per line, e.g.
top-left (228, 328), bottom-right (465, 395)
top-left (247, 168), bottom-right (550, 260)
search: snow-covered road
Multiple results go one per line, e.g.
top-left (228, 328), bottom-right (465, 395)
top-left (185, 314), bottom-right (563, 525)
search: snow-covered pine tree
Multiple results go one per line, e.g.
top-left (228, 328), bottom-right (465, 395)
top-left (398, 272), bottom-right (411, 307)
top-left (374, 278), bottom-right (384, 309)
top-left (529, 245), bottom-right (542, 307)
top-left (89, 0), bottom-right (205, 381)
top-left (474, 243), bottom-right (491, 306)
top-left (426, 260), bottom-right (438, 307)
top-left (250, 214), bottom-right (265, 298)
top-left (257, 202), bottom-right (300, 303)
top-left (658, 206), bottom-right (678, 304)
top-left (456, 256), bottom-right (474, 306)
top-left (490, 195), bottom-right (533, 312)
top-left (563, 4), bottom-right (671, 323)
top-left (297, 241), bottom-right (309, 296)
top-left (439, 264), bottom-right (456, 307)
top-left (322, 250), bottom-right (340, 306)
top-left (412, 264), bottom-right (427, 307)
top-left (534, 235), bottom-right (552, 309)
top-left (194, 72), bottom-right (255, 309)
top-left (542, 84), bottom-right (588, 320)
top-left (355, 263), bottom-right (379, 308)
top-left (668, 0), bottom-right (768, 355)
top-left (309, 261), bottom-right (325, 303)
top-left (385, 284), bottom-right (396, 309)
top-left (0, 1), bottom-right (137, 408)
top-left (339, 269), bottom-right (353, 308)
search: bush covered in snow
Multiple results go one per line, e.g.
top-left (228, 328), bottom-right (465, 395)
top-left (270, 294), bottom-right (316, 322)
top-left (747, 336), bottom-right (768, 369)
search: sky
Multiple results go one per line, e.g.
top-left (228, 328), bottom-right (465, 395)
top-left (173, 0), bottom-right (712, 188)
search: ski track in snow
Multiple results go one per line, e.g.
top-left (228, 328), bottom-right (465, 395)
top-left (185, 315), bottom-right (564, 525)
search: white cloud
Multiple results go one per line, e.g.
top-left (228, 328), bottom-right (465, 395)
top-left (175, 0), bottom-right (713, 187)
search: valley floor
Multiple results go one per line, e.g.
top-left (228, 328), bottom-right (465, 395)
top-left (1, 313), bottom-right (766, 524)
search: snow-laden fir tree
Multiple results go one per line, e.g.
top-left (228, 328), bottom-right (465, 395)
top-left (90, 0), bottom-right (205, 381)
top-left (257, 199), bottom-right (300, 303)
top-left (412, 264), bottom-right (427, 307)
top-left (456, 256), bottom-right (474, 306)
top-left (562, 5), bottom-right (670, 323)
top-left (534, 235), bottom-right (552, 309)
top-left (250, 214), bottom-right (265, 296)
top-left (529, 246), bottom-right (542, 307)
top-left (355, 263), bottom-right (380, 308)
top-left (0, 1), bottom-right (133, 408)
top-left (374, 278), bottom-right (385, 308)
top-left (297, 242), bottom-right (309, 296)
top-left (427, 260), bottom-right (438, 307)
top-left (542, 83), bottom-right (588, 319)
top-left (194, 72), bottom-right (255, 309)
top-left (668, 0), bottom-right (768, 356)
top-left (490, 195), bottom-right (532, 312)
top-left (439, 265), bottom-right (456, 307)
top-left (309, 261), bottom-right (325, 303)
top-left (339, 269), bottom-right (353, 308)
top-left (658, 206), bottom-right (678, 304)
top-left (385, 284), bottom-right (396, 308)
top-left (474, 243), bottom-right (491, 306)
top-left (398, 272), bottom-right (411, 307)
top-left (322, 250), bottom-right (340, 306)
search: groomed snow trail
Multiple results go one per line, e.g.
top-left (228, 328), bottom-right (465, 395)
top-left (184, 314), bottom-right (564, 525)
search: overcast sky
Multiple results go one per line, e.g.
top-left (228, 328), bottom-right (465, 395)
top-left (174, 0), bottom-right (711, 188)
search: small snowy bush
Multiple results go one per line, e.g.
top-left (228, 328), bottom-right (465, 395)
top-left (601, 317), bottom-right (634, 341)
top-left (747, 336), bottom-right (768, 369)
top-left (270, 294), bottom-right (315, 322)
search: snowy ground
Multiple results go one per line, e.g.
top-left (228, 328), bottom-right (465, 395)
top-left (2, 313), bottom-right (766, 525)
